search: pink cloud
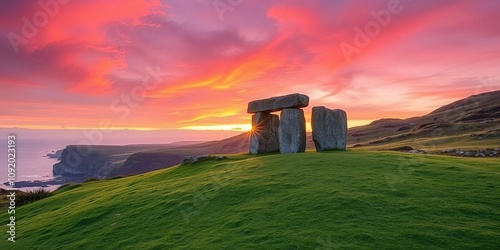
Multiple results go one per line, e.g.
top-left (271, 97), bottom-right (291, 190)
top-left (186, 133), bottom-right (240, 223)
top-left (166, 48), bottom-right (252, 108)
top-left (0, 0), bottom-right (499, 130)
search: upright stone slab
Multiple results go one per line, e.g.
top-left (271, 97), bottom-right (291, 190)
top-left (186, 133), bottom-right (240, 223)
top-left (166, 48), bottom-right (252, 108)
top-left (279, 108), bottom-right (306, 153)
top-left (311, 106), bottom-right (347, 151)
top-left (249, 112), bottom-right (280, 154)
top-left (248, 93), bottom-right (309, 113)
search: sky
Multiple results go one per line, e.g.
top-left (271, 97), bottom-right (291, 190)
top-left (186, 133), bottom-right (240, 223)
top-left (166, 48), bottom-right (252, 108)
top-left (1, 0), bottom-right (499, 134)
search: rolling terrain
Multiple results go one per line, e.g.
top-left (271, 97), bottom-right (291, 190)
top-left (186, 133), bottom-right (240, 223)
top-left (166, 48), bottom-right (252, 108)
top-left (51, 90), bottom-right (499, 180)
top-left (4, 151), bottom-right (500, 249)
top-left (348, 90), bottom-right (500, 151)
top-left (4, 91), bottom-right (499, 248)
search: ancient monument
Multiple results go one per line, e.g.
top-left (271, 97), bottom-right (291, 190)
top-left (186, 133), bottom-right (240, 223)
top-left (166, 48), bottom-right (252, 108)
top-left (279, 108), bottom-right (306, 153)
top-left (248, 93), bottom-right (347, 154)
top-left (311, 106), bottom-right (347, 151)
top-left (249, 112), bottom-right (280, 154)
top-left (248, 94), bottom-right (308, 154)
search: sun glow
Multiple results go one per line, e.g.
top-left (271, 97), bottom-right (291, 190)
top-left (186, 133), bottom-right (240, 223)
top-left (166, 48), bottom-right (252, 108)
top-left (180, 124), bottom-right (252, 131)
top-left (178, 120), bottom-right (372, 133)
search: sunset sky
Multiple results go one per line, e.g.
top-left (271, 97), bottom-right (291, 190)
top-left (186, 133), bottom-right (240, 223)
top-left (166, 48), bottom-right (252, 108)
top-left (1, 0), bottom-right (499, 133)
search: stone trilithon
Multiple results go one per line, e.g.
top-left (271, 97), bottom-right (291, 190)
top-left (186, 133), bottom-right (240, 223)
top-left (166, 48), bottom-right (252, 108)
top-left (247, 94), bottom-right (347, 154)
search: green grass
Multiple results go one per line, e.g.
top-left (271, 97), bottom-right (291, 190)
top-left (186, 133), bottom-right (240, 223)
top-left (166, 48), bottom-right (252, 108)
top-left (3, 151), bottom-right (500, 249)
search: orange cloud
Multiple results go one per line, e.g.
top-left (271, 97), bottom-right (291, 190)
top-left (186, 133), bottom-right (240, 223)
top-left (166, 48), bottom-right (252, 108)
top-left (1, 0), bottom-right (499, 132)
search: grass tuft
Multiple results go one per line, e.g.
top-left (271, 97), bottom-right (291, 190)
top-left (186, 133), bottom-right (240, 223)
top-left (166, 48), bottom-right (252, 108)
top-left (16, 188), bottom-right (51, 206)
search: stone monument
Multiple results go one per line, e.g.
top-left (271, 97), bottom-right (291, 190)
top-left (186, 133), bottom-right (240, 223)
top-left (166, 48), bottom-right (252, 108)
top-left (311, 106), bottom-right (347, 151)
top-left (247, 94), bottom-right (347, 154)
top-left (248, 93), bottom-right (309, 154)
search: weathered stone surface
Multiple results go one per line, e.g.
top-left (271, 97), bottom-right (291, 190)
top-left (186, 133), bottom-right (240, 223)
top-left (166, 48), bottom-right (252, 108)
top-left (247, 93), bottom-right (309, 113)
top-left (249, 112), bottom-right (280, 154)
top-left (279, 108), bottom-right (306, 153)
top-left (311, 106), bottom-right (347, 151)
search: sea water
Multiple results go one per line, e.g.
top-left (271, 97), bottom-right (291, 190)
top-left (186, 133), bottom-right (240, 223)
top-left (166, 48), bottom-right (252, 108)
top-left (0, 129), bottom-right (242, 191)
top-left (0, 137), bottom-right (77, 191)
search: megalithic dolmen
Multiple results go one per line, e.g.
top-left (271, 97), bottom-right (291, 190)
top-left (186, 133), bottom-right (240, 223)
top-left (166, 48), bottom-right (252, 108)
top-left (248, 93), bottom-right (309, 154)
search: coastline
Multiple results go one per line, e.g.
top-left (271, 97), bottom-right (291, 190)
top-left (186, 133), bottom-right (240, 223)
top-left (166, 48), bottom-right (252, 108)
top-left (3, 176), bottom-right (84, 190)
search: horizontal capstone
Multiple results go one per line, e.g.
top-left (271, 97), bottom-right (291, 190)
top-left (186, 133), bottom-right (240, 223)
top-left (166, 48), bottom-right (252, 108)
top-left (247, 93), bottom-right (309, 113)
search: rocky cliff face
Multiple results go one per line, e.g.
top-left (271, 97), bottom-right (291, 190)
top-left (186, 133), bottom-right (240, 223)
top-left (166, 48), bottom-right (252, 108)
top-left (53, 146), bottom-right (117, 178)
top-left (51, 135), bottom-right (251, 180)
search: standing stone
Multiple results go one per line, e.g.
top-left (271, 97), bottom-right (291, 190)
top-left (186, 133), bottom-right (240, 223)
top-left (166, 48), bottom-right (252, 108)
top-left (249, 112), bottom-right (280, 154)
top-left (247, 93), bottom-right (309, 113)
top-left (311, 106), bottom-right (347, 151)
top-left (279, 108), bottom-right (306, 153)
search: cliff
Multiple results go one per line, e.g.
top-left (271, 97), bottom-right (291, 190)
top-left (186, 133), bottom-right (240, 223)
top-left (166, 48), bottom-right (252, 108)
top-left (52, 134), bottom-right (250, 179)
top-left (53, 146), bottom-right (118, 178)
top-left (52, 144), bottom-right (173, 178)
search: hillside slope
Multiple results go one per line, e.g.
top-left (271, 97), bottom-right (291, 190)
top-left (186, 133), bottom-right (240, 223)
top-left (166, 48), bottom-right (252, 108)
top-left (51, 90), bottom-right (500, 180)
top-left (7, 152), bottom-right (500, 249)
top-left (348, 90), bottom-right (500, 150)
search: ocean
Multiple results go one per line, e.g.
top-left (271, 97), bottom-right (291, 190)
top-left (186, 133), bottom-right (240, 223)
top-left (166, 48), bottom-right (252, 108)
top-left (0, 129), bottom-right (242, 191)
top-left (1, 137), bottom-right (76, 191)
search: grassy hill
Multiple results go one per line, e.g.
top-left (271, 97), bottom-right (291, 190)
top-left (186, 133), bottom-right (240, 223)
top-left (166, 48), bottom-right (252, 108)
top-left (4, 151), bottom-right (499, 249)
top-left (348, 90), bottom-right (500, 151)
top-left (49, 91), bottom-right (500, 181)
